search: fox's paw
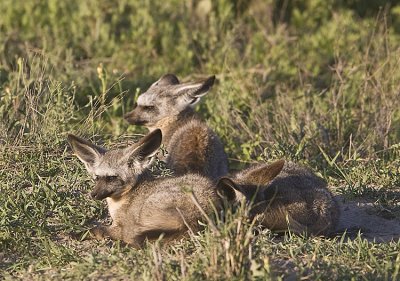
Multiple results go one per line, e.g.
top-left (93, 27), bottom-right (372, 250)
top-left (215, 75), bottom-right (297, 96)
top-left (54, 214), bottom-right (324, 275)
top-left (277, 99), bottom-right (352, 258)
top-left (89, 226), bottom-right (107, 240)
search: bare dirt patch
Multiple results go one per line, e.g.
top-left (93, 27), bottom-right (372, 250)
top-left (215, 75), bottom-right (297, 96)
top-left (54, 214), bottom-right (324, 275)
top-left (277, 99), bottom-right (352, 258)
top-left (336, 195), bottom-right (400, 242)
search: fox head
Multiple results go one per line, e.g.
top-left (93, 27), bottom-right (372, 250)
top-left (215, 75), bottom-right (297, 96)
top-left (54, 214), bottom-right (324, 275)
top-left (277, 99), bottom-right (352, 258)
top-left (216, 160), bottom-right (285, 207)
top-left (124, 74), bottom-right (215, 126)
top-left (67, 129), bottom-right (162, 200)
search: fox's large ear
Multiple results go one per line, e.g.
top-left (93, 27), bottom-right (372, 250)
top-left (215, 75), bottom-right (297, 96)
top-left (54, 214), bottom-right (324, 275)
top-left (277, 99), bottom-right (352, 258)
top-left (174, 75), bottom-right (215, 107)
top-left (123, 129), bottom-right (162, 168)
top-left (67, 134), bottom-right (106, 168)
top-left (241, 160), bottom-right (285, 186)
top-left (135, 129), bottom-right (162, 160)
top-left (216, 177), bottom-right (239, 201)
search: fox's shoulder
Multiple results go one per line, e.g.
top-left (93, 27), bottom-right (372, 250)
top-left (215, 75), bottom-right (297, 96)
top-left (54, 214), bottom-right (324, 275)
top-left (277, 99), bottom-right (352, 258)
top-left (167, 119), bottom-right (214, 151)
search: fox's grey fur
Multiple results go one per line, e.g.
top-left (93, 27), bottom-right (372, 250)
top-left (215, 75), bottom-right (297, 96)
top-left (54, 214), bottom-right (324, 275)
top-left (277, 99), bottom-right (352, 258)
top-left (124, 74), bottom-right (228, 180)
top-left (67, 130), bottom-right (220, 247)
top-left (217, 160), bottom-right (340, 236)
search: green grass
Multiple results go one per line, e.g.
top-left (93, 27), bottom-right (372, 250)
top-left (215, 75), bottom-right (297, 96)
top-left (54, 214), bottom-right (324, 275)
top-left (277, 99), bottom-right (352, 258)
top-left (1, 0), bottom-right (400, 280)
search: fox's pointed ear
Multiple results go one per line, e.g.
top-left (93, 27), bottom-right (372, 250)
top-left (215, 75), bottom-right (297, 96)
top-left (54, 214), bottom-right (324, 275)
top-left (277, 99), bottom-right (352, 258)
top-left (135, 129), bottom-right (162, 160)
top-left (124, 129), bottom-right (162, 168)
top-left (67, 134), bottom-right (106, 168)
top-left (153, 74), bottom-right (180, 86)
top-left (242, 160), bottom-right (285, 186)
top-left (216, 177), bottom-right (239, 201)
top-left (189, 75), bottom-right (215, 98)
top-left (173, 75), bottom-right (215, 106)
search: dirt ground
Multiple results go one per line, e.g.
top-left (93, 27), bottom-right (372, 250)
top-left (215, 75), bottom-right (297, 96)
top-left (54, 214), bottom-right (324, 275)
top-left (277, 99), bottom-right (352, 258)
top-left (336, 196), bottom-right (400, 242)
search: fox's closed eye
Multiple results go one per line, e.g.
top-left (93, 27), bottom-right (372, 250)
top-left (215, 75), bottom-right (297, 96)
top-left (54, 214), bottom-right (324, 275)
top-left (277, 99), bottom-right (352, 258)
top-left (105, 175), bottom-right (119, 181)
top-left (142, 105), bottom-right (155, 110)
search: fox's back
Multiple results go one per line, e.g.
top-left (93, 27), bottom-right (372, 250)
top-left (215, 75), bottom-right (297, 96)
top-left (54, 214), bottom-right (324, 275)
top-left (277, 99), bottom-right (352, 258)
top-left (263, 162), bottom-right (339, 234)
top-left (124, 174), bottom-right (219, 229)
top-left (267, 161), bottom-right (328, 193)
top-left (166, 118), bottom-right (228, 179)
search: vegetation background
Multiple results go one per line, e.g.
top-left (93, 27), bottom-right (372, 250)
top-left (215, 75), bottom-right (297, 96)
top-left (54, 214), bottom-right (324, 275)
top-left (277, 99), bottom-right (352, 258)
top-left (1, 0), bottom-right (400, 279)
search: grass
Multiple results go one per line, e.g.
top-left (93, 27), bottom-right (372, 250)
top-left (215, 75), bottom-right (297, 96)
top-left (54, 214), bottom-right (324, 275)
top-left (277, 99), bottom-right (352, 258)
top-left (1, 0), bottom-right (400, 280)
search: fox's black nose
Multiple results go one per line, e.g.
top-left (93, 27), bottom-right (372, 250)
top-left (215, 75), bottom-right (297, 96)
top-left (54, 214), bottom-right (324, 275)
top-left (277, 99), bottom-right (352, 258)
top-left (130, 102), bottom-right (138, 110)
top-left (90, 190), bottom-right (97, 199)
top-left (124, 111), bottom-right (133, 120)
top-left (90, 186), bottom-right (113, 200)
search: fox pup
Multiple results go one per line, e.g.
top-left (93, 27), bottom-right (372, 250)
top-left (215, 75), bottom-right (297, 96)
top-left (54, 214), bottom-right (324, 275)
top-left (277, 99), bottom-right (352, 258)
top-left (216, 160), bottom-right (339, 236)
top-left (124, 74), bottom-right (228, 180)
top-left (68, 129), bottom-right (220, 247)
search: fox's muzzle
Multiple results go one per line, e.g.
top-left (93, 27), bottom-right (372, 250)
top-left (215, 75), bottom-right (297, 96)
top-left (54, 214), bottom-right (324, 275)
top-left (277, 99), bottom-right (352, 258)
top-left (90, 189), bottom-right (114, 200)
top-left (90, 183), bottom-right (114, 200)
top-left (124, 110), bottom-right (148, 125)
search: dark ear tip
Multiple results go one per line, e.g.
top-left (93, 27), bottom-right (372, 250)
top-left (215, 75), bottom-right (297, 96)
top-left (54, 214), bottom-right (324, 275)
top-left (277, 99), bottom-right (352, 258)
top-left (149, 129), bottom-right (162, 145)
top-left (160, 73), bottom-right (180, 85)
top-left (67, 134), bottom-right (77, 143)
top-left (154, 128), bottom-right (162, 139)
top-left (218, 176), bottom-right (232, 184)
top-left (153, 128), bottom-right (162, 136)
top-left (163, 73), bottom-right (177, 77)
top-left (206, 75), bottom-right (216, 86)
top-left (276, 159), bottom-right (286, 167)
top-left (217, 177), bottom-right (237, 201)
top-left (217, 177), bottom-right (237, 190)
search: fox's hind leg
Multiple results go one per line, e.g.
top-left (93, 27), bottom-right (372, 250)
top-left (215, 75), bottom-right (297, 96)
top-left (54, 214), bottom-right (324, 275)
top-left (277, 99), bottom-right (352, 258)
top-left (261, 205), bottom-right (310, 235)
top-left (286, 216), bottom-right (309, 235)
top-left (130, 210), bottom-right (187, 247)
top-left (90, 225), bottom-right (123, 241)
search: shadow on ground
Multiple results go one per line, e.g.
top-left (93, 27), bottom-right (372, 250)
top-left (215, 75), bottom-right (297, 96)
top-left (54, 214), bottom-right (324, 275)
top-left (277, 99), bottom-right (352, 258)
top-left (335, 195), bottom-right (400, 242)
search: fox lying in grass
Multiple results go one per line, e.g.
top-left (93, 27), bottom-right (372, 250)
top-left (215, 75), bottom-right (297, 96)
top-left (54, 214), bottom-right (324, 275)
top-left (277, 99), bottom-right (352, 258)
top-left (68, 129), bottom-right (220, 247)
top-left (124, 74), bottom-right (228, 180)
top-left (217, 160), bottom-right (340, 236)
